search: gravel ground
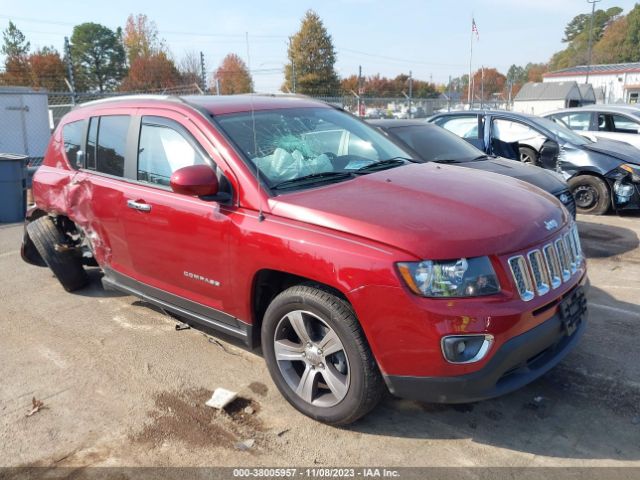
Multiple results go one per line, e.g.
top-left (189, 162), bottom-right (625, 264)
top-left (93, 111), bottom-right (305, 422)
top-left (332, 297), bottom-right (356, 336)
top-left (0, 213), bottom-right (639, 470)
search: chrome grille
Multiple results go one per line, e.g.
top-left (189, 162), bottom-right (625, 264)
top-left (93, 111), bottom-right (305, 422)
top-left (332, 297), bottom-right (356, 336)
top-left (509, 226), bottom-right (584, 301)
top-left (555, 238), bottom-right (571, 282)
top-left (543, 244), bottom-right (562, 289)
top-left (508, 256), bottom-right (535, 301)
top-left (570, 225), bottom-right (582, 260)
top-left (527, 250), bottom-right (550, 296)
top-left (564, 233), bottom-right (577, 273)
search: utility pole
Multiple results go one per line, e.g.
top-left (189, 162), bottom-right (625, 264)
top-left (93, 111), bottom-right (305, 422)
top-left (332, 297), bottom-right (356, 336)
top-left (199, 51), bottom-right (206, 93)
top-left (408, 70), bottom-right (413, 119)
top-left (357, 65), bottom-right (363, 117)
top-left (586, 0), bottom-right (602, 84)
top-left (64, 37), bottom-right (77, 105)
top-left (292, 60), bottom-right (296, 93)
top-left (480, 66), bottom-right (484, 109)
top-left (288, 36), bottom-right (296, 94)
top-left (448, 74), bottom-right (452, 112)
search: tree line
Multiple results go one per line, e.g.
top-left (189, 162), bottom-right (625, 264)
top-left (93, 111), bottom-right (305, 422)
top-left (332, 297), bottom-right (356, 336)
top-left (3, 5), bottom-right (640, 99)
top-left (0, 14), bottom-right (254, 94)
top-left (0, 10), bottom-right (438, 98)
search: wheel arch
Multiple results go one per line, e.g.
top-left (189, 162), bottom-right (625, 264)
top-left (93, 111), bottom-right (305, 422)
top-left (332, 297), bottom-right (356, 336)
top-left (250, 269), bottom-right (349, 348)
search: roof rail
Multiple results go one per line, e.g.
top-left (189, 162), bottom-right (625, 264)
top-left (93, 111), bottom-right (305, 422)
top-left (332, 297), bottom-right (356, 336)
top-left (74, 94), bottom-right (184, 108)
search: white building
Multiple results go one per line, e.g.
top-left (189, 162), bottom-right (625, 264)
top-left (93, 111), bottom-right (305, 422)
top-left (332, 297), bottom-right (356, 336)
top-left (512, 81), bottom-right (594, 115)
top-left (543, 62), bottom-right (640, 104)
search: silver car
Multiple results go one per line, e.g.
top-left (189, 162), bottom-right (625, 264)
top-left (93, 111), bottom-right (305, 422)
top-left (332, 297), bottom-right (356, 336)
top-left (544, 105), bottom-right (640, 149)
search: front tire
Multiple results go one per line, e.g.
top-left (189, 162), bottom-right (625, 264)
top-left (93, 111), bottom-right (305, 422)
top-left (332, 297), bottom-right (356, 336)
top-left (261, 285), bottom-right (384, 425)
top-left (568, 175), bottom-right (610, 215)
top-left (27, 216), bottom-right (89, 292)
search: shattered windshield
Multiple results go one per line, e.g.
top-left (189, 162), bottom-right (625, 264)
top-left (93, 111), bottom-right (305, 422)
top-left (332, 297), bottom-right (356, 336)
top-left (215, 107), bottom-right (412, 190)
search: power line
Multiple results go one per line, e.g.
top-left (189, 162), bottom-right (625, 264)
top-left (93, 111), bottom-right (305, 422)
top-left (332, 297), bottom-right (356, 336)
top-left (0, 14), bottom-right (287, 39)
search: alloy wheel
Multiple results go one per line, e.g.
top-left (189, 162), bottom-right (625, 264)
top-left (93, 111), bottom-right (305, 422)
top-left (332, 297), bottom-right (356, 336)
top-left (273, 310), bottom-right (350, 407)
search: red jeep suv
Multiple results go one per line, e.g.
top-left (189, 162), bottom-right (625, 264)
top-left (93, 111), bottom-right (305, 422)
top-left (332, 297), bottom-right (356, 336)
top-left (22, 95), bottom-right (588, 424)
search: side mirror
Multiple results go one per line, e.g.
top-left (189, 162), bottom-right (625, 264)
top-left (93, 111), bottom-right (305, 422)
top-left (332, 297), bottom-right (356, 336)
top-left (170, 164), bottom-right (219, 197)
top-left (539, 139), bottom-right (560, 170)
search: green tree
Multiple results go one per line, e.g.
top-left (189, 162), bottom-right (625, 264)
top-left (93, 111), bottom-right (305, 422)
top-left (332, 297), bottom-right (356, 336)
top-left (620, 4), bottom-right (640, 62)
top-left (70, 23), bottom-right (126, 92)
top-left (283, 10), bottom-right (339, 95)
top-left (1, 21), bottom-right (31, 86)
top-left (550, 7), bottom-right (623, 70)
top-left (506, 65), bottom-right (526, 85)
top-left (214, 53), bottom-right (253, 94)
top-left (1, 21), bottom-right (30, 58)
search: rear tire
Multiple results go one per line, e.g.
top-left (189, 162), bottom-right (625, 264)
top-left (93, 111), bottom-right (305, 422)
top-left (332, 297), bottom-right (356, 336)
top-left (27, 216), bottom-right (89, 292)
top-left (261, 285), bottom-right (384, 425)
top-left (568, 175), bottom-right (610, 215)
top-left (519, 146), bottom-right (539, 166)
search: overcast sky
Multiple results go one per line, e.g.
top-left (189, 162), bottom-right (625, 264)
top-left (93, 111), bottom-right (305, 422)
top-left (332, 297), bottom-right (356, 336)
top-left (1, 0), bottom-right (638, 91)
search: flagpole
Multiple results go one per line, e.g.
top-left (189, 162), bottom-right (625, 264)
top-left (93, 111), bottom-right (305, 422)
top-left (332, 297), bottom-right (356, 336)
top-left (468, 15), bottom-right (473, 107)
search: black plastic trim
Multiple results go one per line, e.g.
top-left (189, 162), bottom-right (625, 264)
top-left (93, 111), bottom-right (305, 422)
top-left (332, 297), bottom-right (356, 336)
top-left (101, 268), bottom-right (253, 347)
top-left (384, 300), bottom-right (587, 404)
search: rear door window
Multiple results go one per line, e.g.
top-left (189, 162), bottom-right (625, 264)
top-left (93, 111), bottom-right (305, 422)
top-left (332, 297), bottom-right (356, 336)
top-left (434, 115), bottom-right (481, 139)
top-left (609, 114), bottom-right (640, 133)
top-left (556, 112), bottom-right (591, 131)
top-left (95, 115), bottom-right (130, 177)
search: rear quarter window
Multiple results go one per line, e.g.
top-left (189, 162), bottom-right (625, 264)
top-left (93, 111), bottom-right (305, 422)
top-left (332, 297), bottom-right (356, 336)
top-left (62, 120), bottom-right (85, 167)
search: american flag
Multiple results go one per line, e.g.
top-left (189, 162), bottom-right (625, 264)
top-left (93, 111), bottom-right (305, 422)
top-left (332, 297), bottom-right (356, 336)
top-left (472, 18), bottom-right (479, 41)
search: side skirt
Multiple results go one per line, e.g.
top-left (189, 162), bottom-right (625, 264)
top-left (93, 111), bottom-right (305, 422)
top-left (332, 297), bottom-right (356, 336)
top-left (102, 269), bottom-right (255, 348)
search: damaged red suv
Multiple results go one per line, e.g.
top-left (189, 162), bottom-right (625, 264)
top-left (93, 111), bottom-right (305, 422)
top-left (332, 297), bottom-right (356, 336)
top-left (22, 95), bottom-right (588, 424)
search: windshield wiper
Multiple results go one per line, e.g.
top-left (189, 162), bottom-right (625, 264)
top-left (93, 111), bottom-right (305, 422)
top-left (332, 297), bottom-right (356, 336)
top-left (354, 157), bottom-right (413, 173)
top-left (271, 171), bottom-right (354, 190)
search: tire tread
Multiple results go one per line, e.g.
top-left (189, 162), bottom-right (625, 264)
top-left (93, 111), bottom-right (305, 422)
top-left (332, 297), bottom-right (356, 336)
top-left (27, 216), bottom-right (89, 292)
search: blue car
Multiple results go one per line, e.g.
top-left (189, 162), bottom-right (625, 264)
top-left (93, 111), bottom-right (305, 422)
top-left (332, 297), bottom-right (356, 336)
top-left (428, 110), bottom-right (640, 215)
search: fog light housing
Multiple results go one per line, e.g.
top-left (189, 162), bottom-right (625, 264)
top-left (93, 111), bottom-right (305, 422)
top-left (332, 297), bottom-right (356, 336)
top-left (441, 334), bottom-right (493, 364)
top-left (614, 180), bottom-right (634, 204)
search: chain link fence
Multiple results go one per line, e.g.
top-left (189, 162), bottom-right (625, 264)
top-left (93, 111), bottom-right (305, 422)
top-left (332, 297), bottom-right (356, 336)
top-left (2, 81), bottom-right (452, 170)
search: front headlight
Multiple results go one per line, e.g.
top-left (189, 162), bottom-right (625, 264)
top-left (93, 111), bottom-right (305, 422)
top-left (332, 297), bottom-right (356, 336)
top-left (397, 256), bottom-right (500, 297)
top-left (620, 164), bottom-right (640, 183)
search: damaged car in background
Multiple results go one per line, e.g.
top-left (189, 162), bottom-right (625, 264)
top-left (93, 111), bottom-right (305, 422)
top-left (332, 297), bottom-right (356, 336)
top-left (429, 110), bottom-right (640, 215)
top-left (22, 95), bottom-right (587, 425)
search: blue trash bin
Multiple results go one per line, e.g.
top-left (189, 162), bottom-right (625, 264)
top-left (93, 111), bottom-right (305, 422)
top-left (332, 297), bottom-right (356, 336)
top-left (0, 153), bottom-right (28, 223)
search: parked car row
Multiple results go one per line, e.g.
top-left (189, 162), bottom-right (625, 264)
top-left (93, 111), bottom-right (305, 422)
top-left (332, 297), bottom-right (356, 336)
top-left (369, 119), bottom-right (576, 218)
top-left (429, 109), bottom-right (640, 215)
top-left (22, 95), bottom-right (587, 425)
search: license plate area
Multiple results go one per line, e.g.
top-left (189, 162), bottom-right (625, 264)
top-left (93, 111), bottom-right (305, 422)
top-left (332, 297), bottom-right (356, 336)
top-left (559, 286), bottom-right (587, 336)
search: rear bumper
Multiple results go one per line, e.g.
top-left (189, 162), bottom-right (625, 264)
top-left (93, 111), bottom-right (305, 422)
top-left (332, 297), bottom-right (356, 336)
top-left (384, 300), bottom-right (587, 404)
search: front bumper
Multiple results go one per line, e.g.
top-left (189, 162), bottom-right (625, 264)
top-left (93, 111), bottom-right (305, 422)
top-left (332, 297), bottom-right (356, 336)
top-left (384, 289), bottom-right (587, 404)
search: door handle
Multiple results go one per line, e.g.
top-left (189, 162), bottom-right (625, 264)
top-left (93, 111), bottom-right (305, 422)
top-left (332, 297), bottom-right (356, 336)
top-left (127, 199), bottom-right (152, 212)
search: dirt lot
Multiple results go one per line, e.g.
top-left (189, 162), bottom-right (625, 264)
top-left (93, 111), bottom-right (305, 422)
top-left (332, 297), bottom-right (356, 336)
top-left (0, 214), bottom-right (639, 469)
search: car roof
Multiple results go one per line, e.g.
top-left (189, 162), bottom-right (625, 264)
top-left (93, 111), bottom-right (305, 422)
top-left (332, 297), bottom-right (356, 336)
top-left (430, 109), bottom-right (540, 120)
top-left (73, 94), bottom-right (330, 117)
top-left (367, 119), bottom-right (434, 128)
top-left (543, 105), bottom-right (640, 116)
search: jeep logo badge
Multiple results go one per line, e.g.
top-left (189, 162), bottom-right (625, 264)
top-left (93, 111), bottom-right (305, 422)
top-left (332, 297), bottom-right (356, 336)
top-left (544, 219), bottom-right (559, 231)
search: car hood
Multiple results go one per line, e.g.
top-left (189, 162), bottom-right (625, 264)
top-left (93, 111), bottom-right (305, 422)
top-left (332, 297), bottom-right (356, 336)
top-left (456, 157), bottom-right (567, 194)
top-left (581, 138), bottom-right (640, 166)
top-left (268, 163), bottom-right (569, 260)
